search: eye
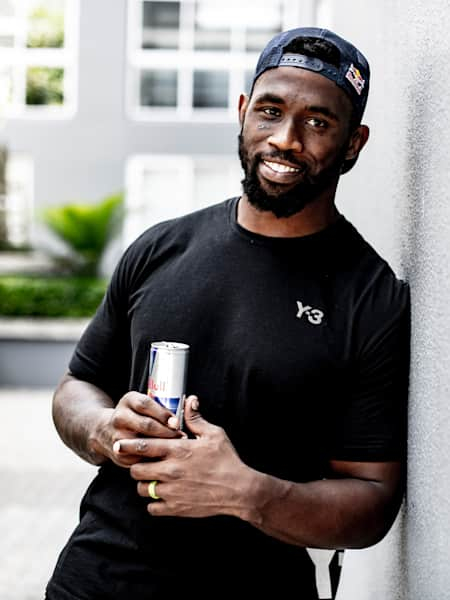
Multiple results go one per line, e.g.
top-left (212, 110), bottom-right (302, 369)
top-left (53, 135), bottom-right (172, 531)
top-left (261, 106), bottom-right (281, 118)
top-left (306, 117), bottom-right (328, 129)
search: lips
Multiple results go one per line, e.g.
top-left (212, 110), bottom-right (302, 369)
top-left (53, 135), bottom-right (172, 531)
top-left (264, 160), bottom-right (300, 174)
top-left (259, 159), bottom-right (305, 185)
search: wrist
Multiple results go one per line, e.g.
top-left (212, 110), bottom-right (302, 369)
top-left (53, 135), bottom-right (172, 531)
top-left (237, 468), bottom-right (291, 529)
top-left (231, 467), bottom-right (268, 526)
top-left (86, 407), bottom-right (114, 465)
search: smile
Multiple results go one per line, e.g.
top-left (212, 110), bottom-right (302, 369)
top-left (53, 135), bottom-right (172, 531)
top-left (263, 160), bottom-right (301, 174)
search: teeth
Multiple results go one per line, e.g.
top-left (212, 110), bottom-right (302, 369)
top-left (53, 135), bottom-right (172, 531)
top-left (264, 160), bottom-right (300, 174)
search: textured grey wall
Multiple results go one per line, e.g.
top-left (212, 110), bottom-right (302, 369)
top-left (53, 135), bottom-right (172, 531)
top-left (396, 2), bottom-right (450, 597)
top-left (325, 1), bottom-right (450, 598)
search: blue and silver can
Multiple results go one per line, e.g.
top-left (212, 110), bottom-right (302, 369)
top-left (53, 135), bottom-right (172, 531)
top-left (148, 341), bottom-right (189, 424)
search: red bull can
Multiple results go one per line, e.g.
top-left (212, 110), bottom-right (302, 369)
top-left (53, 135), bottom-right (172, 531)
top-left (148, 341), bottom-right (189, 424)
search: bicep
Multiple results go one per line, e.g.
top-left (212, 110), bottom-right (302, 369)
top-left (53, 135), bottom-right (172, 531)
top-left (69, 267), bottom-right (132, 399)
top-left (329, 459), bottom-right (405, 505)
top-left (330, 283), bottom-right (410, 463)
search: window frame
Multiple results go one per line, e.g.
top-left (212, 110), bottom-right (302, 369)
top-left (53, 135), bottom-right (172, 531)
top-left (123, 153), bottom-right (242, 245)
top-left (2, 152), bottom-right (34, 248)
top-left (0, 0), bottom-right (80, 120)
top-left (126, 0), bottom-right (316, 123)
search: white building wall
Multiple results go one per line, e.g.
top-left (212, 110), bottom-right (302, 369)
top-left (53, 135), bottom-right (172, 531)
top-left (1, 0), bottom-right (240, 258)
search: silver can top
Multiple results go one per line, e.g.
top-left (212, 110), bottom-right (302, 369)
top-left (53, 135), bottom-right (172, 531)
top-left (151, 341), bottom-right (189, 351)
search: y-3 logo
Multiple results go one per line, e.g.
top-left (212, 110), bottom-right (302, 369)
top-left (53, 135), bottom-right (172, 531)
top-left (296, 301), bottom-right (324, 325)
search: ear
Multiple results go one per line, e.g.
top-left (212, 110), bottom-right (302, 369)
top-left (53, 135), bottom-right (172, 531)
top-left (345, 124), bottom-right (370, 162)
top-left (238, 93), bottom-right (249, 127)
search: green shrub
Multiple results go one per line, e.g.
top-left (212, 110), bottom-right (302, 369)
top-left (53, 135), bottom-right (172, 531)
top-left (26, 66), bottom-right (64, 106)
top-left (41, 192), bottom-right (124, 276)
top-left (0, 275), bottom-right (107, 317)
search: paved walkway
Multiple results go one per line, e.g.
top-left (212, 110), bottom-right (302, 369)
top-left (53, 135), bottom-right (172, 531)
top-left (0, 388), bottom-right (94, 600)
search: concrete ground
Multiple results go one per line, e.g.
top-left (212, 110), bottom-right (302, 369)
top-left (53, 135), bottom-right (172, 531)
top-left (0, 387), bottom-right (94, 600)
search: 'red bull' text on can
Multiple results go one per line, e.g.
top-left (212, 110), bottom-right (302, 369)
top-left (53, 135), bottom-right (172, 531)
top-left (148, 341), bottom-right (189, 424)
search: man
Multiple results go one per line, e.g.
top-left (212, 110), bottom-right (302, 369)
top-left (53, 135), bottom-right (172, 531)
top-left (46, 27), bottom-right (410, 600)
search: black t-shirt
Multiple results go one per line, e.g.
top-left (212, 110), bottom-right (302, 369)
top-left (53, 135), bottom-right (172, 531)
top-left (46, 198), bottom-right (410, 600)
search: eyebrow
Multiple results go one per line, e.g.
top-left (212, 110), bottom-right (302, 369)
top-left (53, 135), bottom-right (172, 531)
top-left (307, 105), bottom-right (340, 122)
top-left (253, 92), bottom-right (285, 105)
top-left (252, 93), bottom-right (341, 122)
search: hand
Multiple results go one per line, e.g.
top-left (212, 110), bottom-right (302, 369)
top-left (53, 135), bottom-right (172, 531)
top-left (116, 396), bottom-right (251, 518)
top-left (93, 391), bottom-right (185, 468)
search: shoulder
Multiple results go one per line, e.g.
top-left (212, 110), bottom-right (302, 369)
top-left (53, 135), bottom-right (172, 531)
top-left (128, 197), bottom-right (234, 255)
top-left (346, 223), bottom-right (411, 361)
top-left (338, 218), bottom-right (409, 308)
top-left (338, 220), bottom-right (410, 355)
top-left (111, 198), bottom-right (235, 290)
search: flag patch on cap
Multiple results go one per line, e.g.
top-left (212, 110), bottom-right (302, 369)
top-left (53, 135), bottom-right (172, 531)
top-left (345, 63), bottom-right (365, 96)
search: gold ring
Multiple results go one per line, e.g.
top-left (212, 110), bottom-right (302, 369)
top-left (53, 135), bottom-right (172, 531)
top-left (148, 480), bottom-right (160, 500)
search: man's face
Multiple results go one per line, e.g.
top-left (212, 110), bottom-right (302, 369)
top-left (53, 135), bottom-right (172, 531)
top-left (238, 66), bottom-right (358, 218)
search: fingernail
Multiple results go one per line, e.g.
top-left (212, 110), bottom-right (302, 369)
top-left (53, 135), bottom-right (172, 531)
top-left (167, 416), bottom-right (178, 430)
top-left (191, 397), bottom-right (199, 411)
top-left (113, 441), bottom-right (121, 453)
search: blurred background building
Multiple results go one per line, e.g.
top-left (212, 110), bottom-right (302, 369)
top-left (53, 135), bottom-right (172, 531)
top-left (0, 0), bottom-right (318, 256)
top-left (1, 0), bottom-right (450, 599)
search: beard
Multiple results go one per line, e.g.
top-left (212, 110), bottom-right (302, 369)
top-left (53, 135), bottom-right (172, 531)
top-left (238, 133), bottom-right (347, 219)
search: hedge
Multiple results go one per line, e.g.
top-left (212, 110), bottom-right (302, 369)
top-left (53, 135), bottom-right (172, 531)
top-left (0, 275), bottom-right (108, 317)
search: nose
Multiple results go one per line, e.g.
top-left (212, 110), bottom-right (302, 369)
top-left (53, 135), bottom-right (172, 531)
top-left (267, 119), bottom-right (303, 153)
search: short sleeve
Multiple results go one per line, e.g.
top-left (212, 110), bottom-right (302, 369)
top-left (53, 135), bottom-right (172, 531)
top-left (68, 246), bottom-right (135, 402)
top-left (330, 279), bottom-right (411, 462)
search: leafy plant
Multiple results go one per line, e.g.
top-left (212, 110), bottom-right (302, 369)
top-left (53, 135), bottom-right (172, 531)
top-left (26, 66), bottom-right (64, 105)
top-left (0, 275), bottom-right (107, 317)
top-left (27, 4), bottom-right (65, 48)
top-left (25, 3), bottom-right (65, 105)
top-left (41, 192), bottom-right (124, 276)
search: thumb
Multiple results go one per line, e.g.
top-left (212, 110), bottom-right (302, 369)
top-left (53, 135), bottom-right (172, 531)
top-left (183, 395), bottom-right (209, 438)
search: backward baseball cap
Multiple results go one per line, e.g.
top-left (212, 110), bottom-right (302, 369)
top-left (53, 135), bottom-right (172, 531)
top-left (251, 27), bottom-right (370, 122)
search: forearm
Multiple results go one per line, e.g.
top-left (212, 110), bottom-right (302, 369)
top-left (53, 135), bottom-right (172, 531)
top-left (126, 399), bottom-right (403, 546)
top-left (52, 372), bottom-right (114, 466)
top-left (238, 468), bottom-right (401, 549)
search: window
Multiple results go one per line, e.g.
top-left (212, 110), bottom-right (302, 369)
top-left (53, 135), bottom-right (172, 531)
top-left (0, 0), bottom-right (79, 118)
top-left (127, 0), bottom-right (313, 121)
top-left (0, 152), bottom-right (34, 249)
top-left (124, 154), bottom-right (242, 245)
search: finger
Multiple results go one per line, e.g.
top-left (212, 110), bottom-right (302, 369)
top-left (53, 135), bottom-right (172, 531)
top-left (111, 439), bottom-right (139, 466)
top-left (147, 501), bottom-right (169, 516)
top-left (115, 437), bottom-right (172, 459)
top-left (130, 460), bottom-right (163, 482)
top-left (136, 480), bottom-right (163, 498)
top-left (183, 395), bottom-right (213, 438)
top-left (111, 454), bottom-right (142, 468)
top-left (113, 440), bottom-right (122, 454)
top-left (112, 409), bottom-right (182, 438)
top-left (106, 434), bottom-right (144, 468)
top-left (124, 392), bottom-right (181, 430)
top-left (112, 406), bottom-right (182, 439)
top-left (167, 415), bottom-right (181, 431)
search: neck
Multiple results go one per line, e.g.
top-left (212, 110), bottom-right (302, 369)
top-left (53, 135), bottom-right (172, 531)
top-left (237, 193), bottom-right (340, 238)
